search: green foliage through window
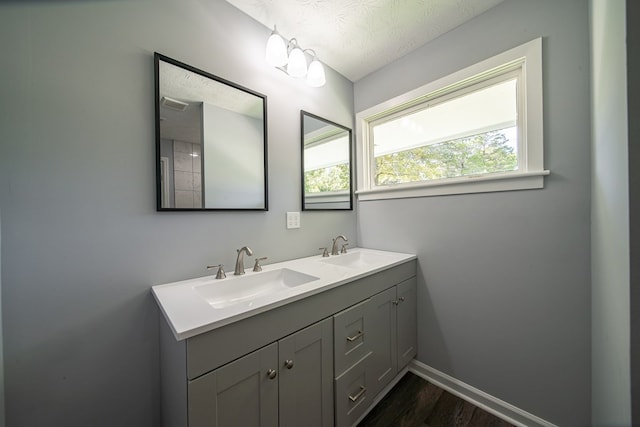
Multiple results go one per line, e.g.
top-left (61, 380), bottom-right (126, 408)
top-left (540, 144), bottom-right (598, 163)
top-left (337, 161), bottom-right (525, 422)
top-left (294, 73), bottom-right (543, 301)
top-left (305, 164), bottom-right (350, 193)
top-left (374, 129), bottom-right (517, 185)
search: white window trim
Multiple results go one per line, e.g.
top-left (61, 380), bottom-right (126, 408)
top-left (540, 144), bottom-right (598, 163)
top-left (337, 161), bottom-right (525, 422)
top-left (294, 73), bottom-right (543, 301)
top-left (355, 38), bottom-right (549, 201)
top-left (304, 189), bottom-right (350, 202)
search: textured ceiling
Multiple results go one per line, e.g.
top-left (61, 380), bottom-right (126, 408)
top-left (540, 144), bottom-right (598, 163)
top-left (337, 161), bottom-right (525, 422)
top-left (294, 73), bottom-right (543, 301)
top-left (225, 0), bottom-right (505, 81)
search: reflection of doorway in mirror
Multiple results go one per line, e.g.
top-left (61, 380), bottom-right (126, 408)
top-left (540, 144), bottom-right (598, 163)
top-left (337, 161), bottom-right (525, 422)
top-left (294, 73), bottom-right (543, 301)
top-left (173, 140), bottom-right (203, 208)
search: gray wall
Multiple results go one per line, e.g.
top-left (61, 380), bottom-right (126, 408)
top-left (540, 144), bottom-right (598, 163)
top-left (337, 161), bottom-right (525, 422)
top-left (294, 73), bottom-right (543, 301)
top-left (0, 1), bottom-right (355, 426)
top-left (0, 213), bottom-right (4, 427)
top-left (354, 1), bottom-right (591, 425)
top-left (627, 0), bottom-right (640, 422)
top-left (590, 0), bottom-right (631, 425)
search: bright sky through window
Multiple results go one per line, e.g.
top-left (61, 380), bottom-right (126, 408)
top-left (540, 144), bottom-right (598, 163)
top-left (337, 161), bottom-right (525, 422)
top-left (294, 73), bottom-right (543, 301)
top-left (372, 79), bottom-right (517, 158)
top-left (304, 135), bottom-right (350, 171)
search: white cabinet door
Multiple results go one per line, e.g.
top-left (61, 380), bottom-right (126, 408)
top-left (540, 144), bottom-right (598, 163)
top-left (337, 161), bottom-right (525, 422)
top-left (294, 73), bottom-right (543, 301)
top-left (368, 286), bottom-right (398, 398)
top-left (366, 278), bottom-right (417, 400)
top-left (279, 318), bottom-right (334, 427)
top-left (188, 342), bottom-right (278, 427)
top-left (396, 278), bottom-right (417, 368)
top-left (189, 317), bottom-right (337, 427)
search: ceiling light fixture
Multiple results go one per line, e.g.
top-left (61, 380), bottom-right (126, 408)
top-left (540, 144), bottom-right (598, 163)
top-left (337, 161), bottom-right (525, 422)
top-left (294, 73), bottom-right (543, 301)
top-left (265, 26), bottom-right (326, 87)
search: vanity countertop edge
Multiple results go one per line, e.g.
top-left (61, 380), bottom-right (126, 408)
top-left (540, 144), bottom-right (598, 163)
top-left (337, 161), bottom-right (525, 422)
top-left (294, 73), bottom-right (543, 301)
top-left (152, 247), bottom-right (417, 341)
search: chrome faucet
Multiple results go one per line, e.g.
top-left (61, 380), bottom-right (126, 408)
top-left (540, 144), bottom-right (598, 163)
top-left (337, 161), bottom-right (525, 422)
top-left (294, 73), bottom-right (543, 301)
top-left (234, 246), bottom-right (253, 275)
top-left (331, 235), bottom-right (348, 255)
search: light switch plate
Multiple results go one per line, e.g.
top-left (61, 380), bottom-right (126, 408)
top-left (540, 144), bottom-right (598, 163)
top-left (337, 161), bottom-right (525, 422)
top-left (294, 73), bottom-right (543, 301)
top-left (286, 211), bottom-right (301, 229)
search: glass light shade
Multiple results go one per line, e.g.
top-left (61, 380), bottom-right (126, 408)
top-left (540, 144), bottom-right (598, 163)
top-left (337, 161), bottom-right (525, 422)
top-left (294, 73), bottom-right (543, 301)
top-left (265, 32), bottom-right (288, 67)
top-left (287, 47), bottom-right (307, 78)
top-left (306, 59), bottom-right (326, 87)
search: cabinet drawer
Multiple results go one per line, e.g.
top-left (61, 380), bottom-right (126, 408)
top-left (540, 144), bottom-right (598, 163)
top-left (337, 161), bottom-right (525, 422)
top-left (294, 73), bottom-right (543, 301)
top-left (333, 299), bottom-right (370, 375)
top-left (334, 352), bottom-right (373, 427)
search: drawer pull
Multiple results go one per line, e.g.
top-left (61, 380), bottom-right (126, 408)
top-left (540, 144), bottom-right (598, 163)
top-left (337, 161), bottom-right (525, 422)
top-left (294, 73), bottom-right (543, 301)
top-left (266, 369), bottom-right (277, 380)
top-left (346, 330), bottom-right (364, 342)
top-left (284, 359), bottom-right (294, 369)
top-left (348, 385), bottom-right (366, 402)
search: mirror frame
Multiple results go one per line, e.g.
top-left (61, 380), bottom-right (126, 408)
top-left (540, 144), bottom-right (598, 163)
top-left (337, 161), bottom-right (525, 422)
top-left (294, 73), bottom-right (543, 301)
top-left (300, 111), bottom-right (353, 211)
top-left (154, 53), bottom-right (269, 211)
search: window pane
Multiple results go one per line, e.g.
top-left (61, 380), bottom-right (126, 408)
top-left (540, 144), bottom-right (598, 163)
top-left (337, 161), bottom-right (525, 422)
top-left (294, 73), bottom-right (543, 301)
top-left (304, 135), bottom-right (350, 170)
top-left (372, 78), bottom-right (518, 185)
top-left (305, 164), bottom-right (350, 193)
top-left (374, 127), bottom-right (517, 185)
top-left (304, 134), bottom-right (350, 193)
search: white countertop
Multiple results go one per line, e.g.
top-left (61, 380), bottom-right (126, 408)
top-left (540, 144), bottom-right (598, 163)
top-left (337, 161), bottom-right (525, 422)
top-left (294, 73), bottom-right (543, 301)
top-left (152, 247), bottom-right (416, 341)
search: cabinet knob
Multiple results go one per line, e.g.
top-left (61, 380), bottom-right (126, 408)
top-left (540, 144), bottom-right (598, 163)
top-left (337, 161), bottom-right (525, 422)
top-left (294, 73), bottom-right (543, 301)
top-left (393, 297), bottom-right (405, 305)
top-left (284, 359), bottom-right (294, 369)
top-left (266, 369), bottom-right (277, 380)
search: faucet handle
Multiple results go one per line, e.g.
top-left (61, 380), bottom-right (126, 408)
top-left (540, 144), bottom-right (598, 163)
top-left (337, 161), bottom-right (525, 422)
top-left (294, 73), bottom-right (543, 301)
top-left (341, 243), bottom-right (349, 254)
top-left (207, 264), bottom-right (226, 279)
top-left (319, 247), bottom-right (330, 257)
top-left (253, 257), bottom-right (267, 272)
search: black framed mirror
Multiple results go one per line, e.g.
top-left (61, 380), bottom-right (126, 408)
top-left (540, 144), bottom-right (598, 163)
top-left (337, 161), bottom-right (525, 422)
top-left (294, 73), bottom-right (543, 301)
top-left (155, 53), bottom-right (268, 210)
top-left (301, 111), bottom-right (353, 210)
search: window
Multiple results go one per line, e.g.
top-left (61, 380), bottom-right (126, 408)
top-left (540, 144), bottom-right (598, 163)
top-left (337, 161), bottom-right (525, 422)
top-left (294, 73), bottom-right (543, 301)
top-left (356, 38), bottom-right (548, 200)
top-left (304, 133), bottom-right (350, 194)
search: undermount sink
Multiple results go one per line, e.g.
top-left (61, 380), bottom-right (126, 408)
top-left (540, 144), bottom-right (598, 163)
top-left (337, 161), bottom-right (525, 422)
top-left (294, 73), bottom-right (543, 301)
top-left (318, 251), bottom-right (396, 269)
top-left (194, 268), bottom-right (319, 309)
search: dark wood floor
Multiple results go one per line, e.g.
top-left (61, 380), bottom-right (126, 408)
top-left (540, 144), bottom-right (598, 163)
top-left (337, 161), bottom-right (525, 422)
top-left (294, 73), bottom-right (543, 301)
top-left (358, 372), bottom-right (515, 427)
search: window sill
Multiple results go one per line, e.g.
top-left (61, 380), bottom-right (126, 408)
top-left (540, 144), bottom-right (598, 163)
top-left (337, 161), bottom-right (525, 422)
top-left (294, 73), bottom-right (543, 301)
top-left (356, 170), bottom-right (550, 201)
top-left (305, 190), bottom-right (349, 201)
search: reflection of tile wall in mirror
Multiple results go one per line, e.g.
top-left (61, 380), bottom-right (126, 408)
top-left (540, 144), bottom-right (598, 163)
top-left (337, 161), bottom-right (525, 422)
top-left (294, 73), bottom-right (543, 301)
top-left (175, 190), bottom-right (194, 209)
top-left (173, 140), bottom-right (202, 208)
top-left (174, 171), bottom-right (193, 190)
top-left (193, 145), bottom-right (202, 173)
top-left (174, 152), bottom-right (193, 172)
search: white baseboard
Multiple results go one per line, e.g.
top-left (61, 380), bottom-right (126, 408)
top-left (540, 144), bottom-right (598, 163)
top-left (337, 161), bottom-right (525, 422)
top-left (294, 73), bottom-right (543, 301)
top-left (409, 360), bottom-right (557, 427)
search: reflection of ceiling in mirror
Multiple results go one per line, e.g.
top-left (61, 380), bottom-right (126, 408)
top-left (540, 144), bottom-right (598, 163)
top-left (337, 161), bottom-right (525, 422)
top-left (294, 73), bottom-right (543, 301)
top-left (160, 102), bottom-right (202, 144)
top-left (303, 115), bottom-right (349, 147)
top-left (304, 124), bottom-right (348, 147)
top-left (159, 60), bottom-right (263, 119)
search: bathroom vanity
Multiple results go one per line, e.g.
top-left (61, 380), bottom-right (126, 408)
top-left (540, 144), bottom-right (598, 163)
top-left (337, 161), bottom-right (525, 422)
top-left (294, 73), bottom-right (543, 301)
top-left (153, 248), bottom-right (417, 427)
